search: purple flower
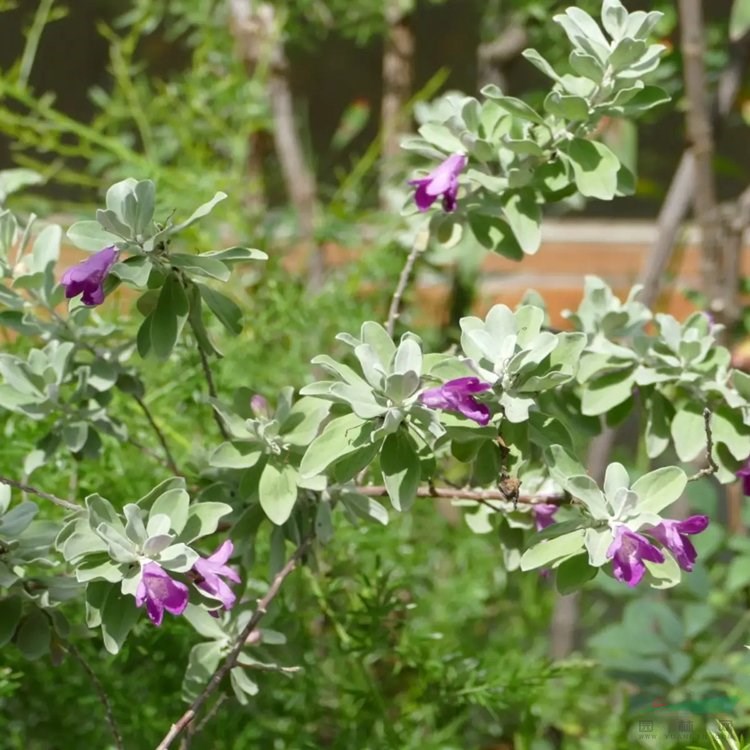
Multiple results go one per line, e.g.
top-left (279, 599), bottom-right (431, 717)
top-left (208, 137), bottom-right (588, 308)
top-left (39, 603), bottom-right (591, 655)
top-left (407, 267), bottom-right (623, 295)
top-left (420, 377), bottom-right (492, 426)
top-left (533, 503), bottom-right (558, 532)
top-left (61, 246), bottom-right (118, 306)
top-left (250, 394), bottom-right (270, 419)
top-left (606, 525), bottom-right (665, 587)
top-left (135, 562), bottom-right (189, 626)
top-left (408, 153), bottom-right (467, 213)
top-left (650, 515), bottom-right (709, 572)
top-left (193, 540), bottom-right (241, 611)
top-left (737, 460), bottom-right (750, 496)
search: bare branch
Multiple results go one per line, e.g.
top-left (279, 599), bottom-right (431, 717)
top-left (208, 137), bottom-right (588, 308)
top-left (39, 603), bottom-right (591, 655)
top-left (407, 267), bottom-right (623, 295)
top-left (131, 393), bottom-right (181, 476)
top-left (0, 475), bottom-right (81, 512)
top-left (355, 484), bottom-right (565, 507)
top-left (188, 317), bottom-right (230, 442)
top-left (155, 539), bottom-right (312, 750)
top-left (67, 642), bottom-right (124, 750)
top-left (689, 408), bottom-right (718, 481)
top-left (386, 228), bottom-right (430, 337)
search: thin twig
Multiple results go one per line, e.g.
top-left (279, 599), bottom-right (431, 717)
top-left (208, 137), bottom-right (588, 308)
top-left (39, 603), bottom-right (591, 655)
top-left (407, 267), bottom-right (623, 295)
top-left (131, 393), bottom-right (181, 475)
top-left (178, 695), bottom-right (228, 750)
top-left (386, 228), bottom-right (429, 337)
top-left (354, 484), bottom-right (564, 506)
top-left (67, 642), bottom-right (124, 750)
top-left (0, 475), bottom-right (81, 512)
top-left (154, 539), bottom-right (312, 750)
top-left (689, 408), bottom-right (718, 481)
top-left (188, 318), bottom-right (230, 441)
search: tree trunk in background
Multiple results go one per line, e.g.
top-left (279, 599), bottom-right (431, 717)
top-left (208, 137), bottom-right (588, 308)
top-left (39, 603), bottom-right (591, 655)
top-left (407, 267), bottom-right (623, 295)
top-left (380, 1), bottom-right (415, 208)
top-left (476, 24), bottom-right (528, 91)
top-left (228, 0), bottom-right (323, 289)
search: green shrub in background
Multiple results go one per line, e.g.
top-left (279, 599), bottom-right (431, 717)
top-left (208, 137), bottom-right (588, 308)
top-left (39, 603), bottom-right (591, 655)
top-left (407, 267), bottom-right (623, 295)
top-left (0, 1), bottom-right (749, 749)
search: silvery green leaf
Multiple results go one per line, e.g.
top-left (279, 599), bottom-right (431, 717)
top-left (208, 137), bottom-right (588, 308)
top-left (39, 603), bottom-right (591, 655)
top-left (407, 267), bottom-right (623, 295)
top-left (380, 431), bottom-right (420, 512)
top-left (150, 488), bottom-right (190, 535)
top-left (258, 460), bottom-right (299, 525)
top-left (209, 442), bottom-right (262, 469)
top-left (75, 559), bottom-right (123, 583)
top-left (180, 502), bottom-right (233, 543)
top-left (280, 397), bottom-right (330, 447)
top-left (183, 603), bottom-right (228, 641)
top-left (0, 500), bottom-right (38, 538)
top-left (603, 462), bottom-right (630, 504)
top-left (384, 372), bottom-right (420, 404)
top-left (393, 337), bottom-right (422, 376)
top-left (670, 405), bottom-right (706, 461)
top-left (521, 49), bottom-right (560, 82)
top-left (610, 488), bottom-right (639, 520)
top-left (584, 527), bottom-right (613, 567)
top-left (417, 123), bottom-right (465, 153)
top-left (200, 246), bottom-right (267, 263)
top-left (354, 344), bottom-right (387, 390)
top-left (502, 190), bottom-right (541, 254)
top-left (169, 254), bottom-right (230, 282)
top-left (360, 321), bottom-right (396, 369)
top-left (609, 38), bottom-right (648, 70)
top-left (500, 393), bottom-right (534, 423)
top-left (520, 529), bottom-right (586, 571)
top-left (123, 504), bottom-right (147, 545)
top-left (146, 512), bottom-right (171, 538)
top-left (601, 0), bottom-right (628, 39)
top-left (168, 192), bottom-right (227, 235)
top-left (569, 50), bottom-right (604, 82)
top-left (631, 467), bottom-right (688, 514)
top-left (158, 543), bottom-right (199, 572)
top-left (0, 168), bottom-right (44, 204)
top-left (96, 523), bottom-right (138, 564)
top-left (309, 355), bottom-right (370, 389)
top-left (0, 484), bottom-right (9, 515)
top-left (566, 475), bottom-right (609, 520)
top-left (554, 8), bottom-right (610, 62)
top-left (96, 209), bottom-right (132, 239)
top-left (143, 533), bottom-right (174, 556)
top-left (560, 138), bottom-right (620, 200)
top-left (339, 491), bottom-right (389, 525)
top-left (464, 503), bottom-right (494, 534)
top-left (133, 179), bottom-right (155, 235)
top-left (328, 383), bottom-right (386, 419)
top-left (645, 548), bottom-right (682, 589)
top-left (66, 220), bottom-right (122, 252)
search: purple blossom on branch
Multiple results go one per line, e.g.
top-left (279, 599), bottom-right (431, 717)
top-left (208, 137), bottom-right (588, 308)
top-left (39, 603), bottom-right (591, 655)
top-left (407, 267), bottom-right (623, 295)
top-left (737, 460), bottom-right (750, 496)
top-left (606, 525), bottom-right (664, 588)
top-left (420, 377), bottom-right (492, 426)
top-left (533, 503), bottom-right (558, 532)
top-left (61, 246), bottom-right (118, 307)
top-left (192, 540), bottom-right (241, 611)
top-left (650, 515), bottom-right (709, 572)
top-left (408, 153), bottom-right (467, 213)
top-left (135, 562), bottom-right (189, 626)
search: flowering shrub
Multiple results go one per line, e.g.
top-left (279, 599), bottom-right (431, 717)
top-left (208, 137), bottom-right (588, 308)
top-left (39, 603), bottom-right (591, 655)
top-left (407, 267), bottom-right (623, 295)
top-left (0, 1), bottom-right (747, 746)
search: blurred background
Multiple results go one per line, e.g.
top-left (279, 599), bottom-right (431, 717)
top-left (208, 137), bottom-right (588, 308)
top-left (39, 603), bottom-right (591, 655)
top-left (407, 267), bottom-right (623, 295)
top-left (2, 2), bottom-right (750, 749)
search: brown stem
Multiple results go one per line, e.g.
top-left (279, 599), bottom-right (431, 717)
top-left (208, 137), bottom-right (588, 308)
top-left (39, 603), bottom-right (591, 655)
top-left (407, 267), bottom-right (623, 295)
top-left (0, 475), bottom-right (81, 512)
top-left (154, 539), bottom-right (312, 750)
top-left (67, 642), bottom-right (124, 750)
top-left (688, 408), bottom-right (718, 481)
top-left (188, 316), bottom-right (230, 441)
top-left (354, 484), bottom-right (564, 506)
top-left (131, 393), bottom-right (181, 476)
top-left (386, 228), bottom-right (429, 337)
top-left (380, 1), bottom-right (415, 206)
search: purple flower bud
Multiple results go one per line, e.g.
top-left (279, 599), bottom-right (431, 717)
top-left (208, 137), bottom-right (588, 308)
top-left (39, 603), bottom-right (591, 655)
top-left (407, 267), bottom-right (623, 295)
top-left (192, 540), bottom-right (241, 611)
top-left (650, 515), bottom-right (708, 572)
top-left (408, 153), bottom-right (467, 213)
top-left (61, 246), bottom-right (118, 307)
top-left (250, 394), bottom-right (270, 418)
top-left (420, 376), bottom-right (492, 426)
top-left (135, 562), bottom-right (189, 626)
top-left (606, 525), bottom-right (664, 587)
